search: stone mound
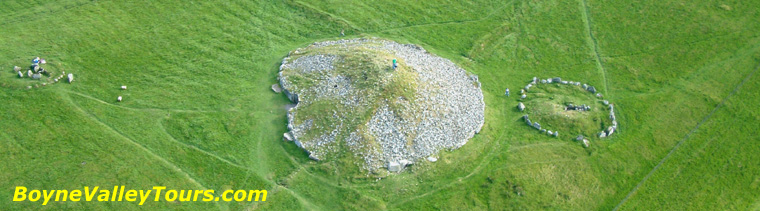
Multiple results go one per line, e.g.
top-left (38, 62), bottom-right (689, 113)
top-left (278, 38), bottom-right (485, 172)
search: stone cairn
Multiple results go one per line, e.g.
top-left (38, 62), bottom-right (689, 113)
top-left (518, 76), bottom-right (619, 145)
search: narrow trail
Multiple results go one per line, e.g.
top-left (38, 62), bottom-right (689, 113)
top-left (62, 90), bottom-right (225, 113)
top-left (579, 0), bottom-right (610, 96)
top-left (60, 92), bottom-right (225, 210)
top-left (155, 117), bottom-right (250, 170)
top-left (613, 62), bottom-right (760, 210)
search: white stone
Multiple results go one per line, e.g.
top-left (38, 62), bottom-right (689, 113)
top-left (68, 74), bottom-right (74, 83)
top-left (121, 85), bottom-right (127, 90)
top-left (582, 139), bottom-right (589, 148)
top-left (388, 161), bottom-right (401, 172)
top-left (517, 102), bottom-right (525, 111)
top-left (117, 96), bottom-right (122, 102)
top-left (427, 156), bottom-right (437, 162)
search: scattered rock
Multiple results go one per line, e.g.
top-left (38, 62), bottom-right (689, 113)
top-left (576, 135), bottom-right (584, 141)
top-left (31, 73), bottom-right (41, 80)
top-left (427, 156), bottom-right (438, 162)
top-left (271, 84), bottom-right (282, 93)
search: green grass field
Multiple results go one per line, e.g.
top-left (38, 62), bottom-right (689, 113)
top-left (1, 0), bottom-right (759, 210)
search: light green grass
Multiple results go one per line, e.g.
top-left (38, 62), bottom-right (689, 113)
top-left (1, 0), bottom-right (759, 210)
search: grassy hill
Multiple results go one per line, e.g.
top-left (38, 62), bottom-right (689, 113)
top-left (1, 0), bottom-right (759, 210)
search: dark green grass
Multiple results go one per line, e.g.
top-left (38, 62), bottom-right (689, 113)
top-left (1, 0), bottom-right (759, 210)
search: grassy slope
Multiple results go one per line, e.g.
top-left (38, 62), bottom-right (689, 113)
top-left (1, 0), bottom-right (758, 210)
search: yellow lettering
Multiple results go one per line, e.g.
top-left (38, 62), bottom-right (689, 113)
top-left (55, 190), bottom-right (69, 202)
top-left (165, 190), bottom-right (177, 202)
top-left (13, 186), bottom-right (27, 201)
top-left (222, 190), bottom-right (234, 201)
top-left (28, 190), bottom-right (41, 202)
top-left (202, 190), bottom-right (214, 201)
top-left (234, 190), bottom-right (245, 201)
top-left (84, 186), bottom-right (99, 201)
top-left (125, 190), bottom-right (137, 201)
top-left (70, 190), bottom-right (82, 201)
top-left (138, 190), bottom-right (152, 205)
top-left (42, 190), bottom-right (55, 205)
top-left (153, 186), bottom-right (166, 201)
top-left (247, 190), bottom-right (267, 202)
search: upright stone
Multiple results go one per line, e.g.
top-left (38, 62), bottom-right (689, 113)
top-left (517, 102), bottom-right (526, 111)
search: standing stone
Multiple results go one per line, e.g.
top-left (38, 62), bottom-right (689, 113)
top-left (540, 129), bottom-right (546, 133)
top-left (533, 122), bottom-right (541, 130)
top-left (541, 79), bottom-right (547, 84)
top-left (599, 132), bottom-right (607, 138)
top-left (552, 77), bottom-right (561, 83)
top-left (553, 131), bottom-right (559, 137)
top-left (14, 66), bottom-right (21, 71)
top-left (547, 130), bottom-right (553, 135)
top-left (117, 96), bottom-right (123, 102)
top-left (121, 85), bottom-right (128, 90)
top-left (520, 89), bottom-right (525, 94)
top-left (18, 71), bottom-right (24, 78)
top-left (68, 74), bottom-right (74, 83)
top-left (575, 82), bottom-right (581, 86)
top-left (587, 86), bottom-right (597, 93)
top-left (576, 135), bottom-right (584, 141)
top-left (521, 94), bottom-right (527, 99)
top-left (561, 81), bottom-right (568, 85)
top-left (283, 132), bottom-right (294, 141)
top-left (517, 102), bottom-right (526, 111)
top-left (582, 139), bottom-right (590, 148)
top-left (523, 115), bottom-right (529, 121)
top-left (532, 77), bottom-right (538, 84)
top-left (603, 100), bottom-right (609, 106)
top-left (31, 73), bottom-right (41, 80)
top-left (526, 119), bottom-right (532, 126)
